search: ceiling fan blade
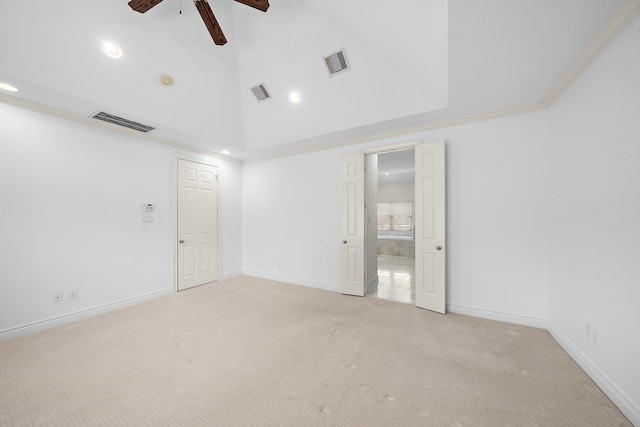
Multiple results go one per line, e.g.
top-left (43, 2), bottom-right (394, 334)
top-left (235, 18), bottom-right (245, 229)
top-left (233, 0), bottom-right (269, 12)
top-left (128, 0), bottom-right (164, 13)
top-left (194, 0), bottom-right (228, 46)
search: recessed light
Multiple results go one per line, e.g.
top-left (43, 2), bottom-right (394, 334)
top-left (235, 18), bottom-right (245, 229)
top-left (385, 172), bottom-right (390, 176)
top-left (102, 41), bottom-right (122, 58)
top-left (0, 82), bottom-right (18, 92)
top-left (221, 150), bottom-right (231, 155)
top-left (289, 91), bottom-right (301, 103)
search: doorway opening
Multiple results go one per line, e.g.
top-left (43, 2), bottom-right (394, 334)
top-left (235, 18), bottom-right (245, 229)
top-left (340, 139), bottom-right (445, 313)
top-left (366, 149), bottom-right (416, 304)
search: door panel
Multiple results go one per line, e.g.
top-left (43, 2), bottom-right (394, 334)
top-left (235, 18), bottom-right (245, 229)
top-left (415, 141), bottom-right (446, 313)
top-left (177, 159), bottom-right (219, 291)
top-left (341, 153), bottom-right (365, 296)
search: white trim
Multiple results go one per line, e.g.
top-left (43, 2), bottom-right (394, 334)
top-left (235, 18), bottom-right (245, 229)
top-left (222, 270), bottom-right (243, 280)
top-left (243, 104), bottom-right (546, 164)
top-left (0, 93), bottom-right (241, 164)
top-left (362, 139), bottom-right (423, 154)
top-left (447, 303), bottom-right (548, 329)
top-left (242, 270), bottom-right (342, 293)
top-left (172, 155), bottom-right (223, 293)
top-left (544, 0), bottom-right (640, 106)
top-left (172, 156), bottom-right (179, 294)
top-left (547, 322), bottom-right (640, 426)
top-left (0, 288), bottom-right (173, 342)
top-left (216, 163), bottom-right (224, 289)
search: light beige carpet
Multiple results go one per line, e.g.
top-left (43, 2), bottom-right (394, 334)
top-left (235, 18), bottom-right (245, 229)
top-left (0, 276), bottom-right (631, 426)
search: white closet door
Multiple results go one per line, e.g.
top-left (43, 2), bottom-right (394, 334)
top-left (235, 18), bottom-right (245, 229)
top-left (177, 159), bottom-right (219, 291)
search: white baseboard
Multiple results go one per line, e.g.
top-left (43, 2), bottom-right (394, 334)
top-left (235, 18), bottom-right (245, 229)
top-left (0, 288), bottom-right (173, 342)
top-left (221, 270), bottom-right (243, 280)
top-left (547, 322), bottom-right (640, 426)
top-left (447, 303), bottom-right (548, 329)
top-left (242, 270), bottom-right (342, 293)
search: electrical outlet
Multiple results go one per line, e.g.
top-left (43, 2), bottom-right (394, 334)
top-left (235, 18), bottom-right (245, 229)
top-left (69, 289), bottom-right (78, 300)
top-left (52, 292), bottom-right (63, 303)
top-left (586, 323), bottom-right (591, 339)
top-left (592, 327), bottom-right (599, 345)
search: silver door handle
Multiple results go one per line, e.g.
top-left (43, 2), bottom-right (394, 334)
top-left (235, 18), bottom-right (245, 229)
top-left (179, 240), bottom-right (185, 244)
top-left (436, 246), bottom-right (442, 251)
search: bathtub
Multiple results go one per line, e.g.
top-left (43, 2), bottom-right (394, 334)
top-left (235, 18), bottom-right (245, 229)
top-left (377, 234), bottom-right (413, 240)
top-left (377, 233), bottom-right (414, 257)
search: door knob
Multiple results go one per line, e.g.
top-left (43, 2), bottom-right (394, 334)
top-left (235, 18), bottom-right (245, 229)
top-left (436, 245), bottom-right (442, 251)
top-left (343, 240), bottom-right (347, 244)
top-left (179, 240), bottom-right (185, 244)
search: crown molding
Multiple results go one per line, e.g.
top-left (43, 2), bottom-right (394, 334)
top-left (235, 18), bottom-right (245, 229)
top-left (544, 0), bottom-right (640, 106)
top-left (0, 93), bottom-right (242, 164)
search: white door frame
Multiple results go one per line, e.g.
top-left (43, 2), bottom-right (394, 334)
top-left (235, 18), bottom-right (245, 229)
top-left (360, 139), bottom-right (423, 299)
top-left (361, 140), bottom-right (424, 156)
top-left (359, 139), bottom-right (447, 312)
top-left (172, 154), bottom-right (222, 293)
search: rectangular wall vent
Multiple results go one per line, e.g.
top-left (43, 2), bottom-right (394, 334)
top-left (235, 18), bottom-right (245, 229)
top-left (250, 83), bottom-right (272, 102)
top-left (90, 111), bottom-right (156, 133)
top-left (324, 49), bottom-right (350, 76)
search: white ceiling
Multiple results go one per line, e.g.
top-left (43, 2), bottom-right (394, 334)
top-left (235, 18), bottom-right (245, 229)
top-left (0, 0), bottom-right (625, 160)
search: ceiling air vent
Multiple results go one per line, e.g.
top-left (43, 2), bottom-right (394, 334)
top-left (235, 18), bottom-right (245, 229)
top-left (250, 83), bottom-right (272, 102)
top-left (323, 48), bottom-right (350, 76)
top-left (90, 111), bottom-right (156, 133)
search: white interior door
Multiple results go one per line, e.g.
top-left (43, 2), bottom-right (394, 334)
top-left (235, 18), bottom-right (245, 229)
top-left (177, 159), bottom-right (219, 291)
top-left (414, 140), bottom-right (446, 313)
top-left (341, 153), bottom-right (365, 296)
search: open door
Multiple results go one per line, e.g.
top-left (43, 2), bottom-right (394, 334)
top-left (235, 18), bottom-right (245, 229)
top-left (341, 153), bottom-right (365, 296)
top-left (414, 140), bottom-right (446, 313)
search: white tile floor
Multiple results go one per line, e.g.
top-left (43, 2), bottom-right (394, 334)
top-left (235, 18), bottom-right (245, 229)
top-left (367, 254), bottom-right (415, 304)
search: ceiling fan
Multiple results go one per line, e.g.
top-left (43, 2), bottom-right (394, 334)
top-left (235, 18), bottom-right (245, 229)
top-left (127, 0), bottom-right (269, 46)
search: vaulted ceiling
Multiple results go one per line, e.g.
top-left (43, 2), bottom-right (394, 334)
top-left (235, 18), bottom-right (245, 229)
top-left (0, 0), bottom-right (626, 160)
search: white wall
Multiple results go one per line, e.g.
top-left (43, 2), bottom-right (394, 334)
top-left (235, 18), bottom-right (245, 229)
top-left (242, 110), bottom-right (550, 324)
top-left (547, 15), bottom-right (640, 424)
top-left (0, 103), bottom-right (243, 339)
top-left (242, 148), bottom-right (344, 291)
top-left (378, 183), bottom-right (414, 203)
